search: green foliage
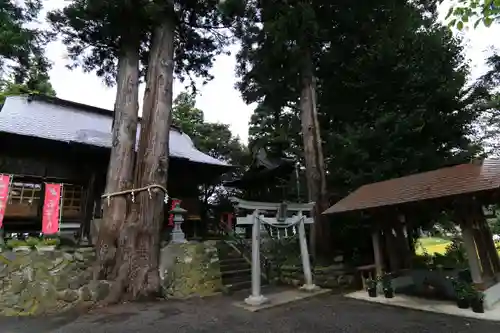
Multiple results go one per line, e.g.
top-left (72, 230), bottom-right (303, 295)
top-left (172, 92), bottom-right (247, 164)
top-left (380, 273), bottom-right (393, 290)
top-left (473, 54), bottom-right (500, 156)
top-left (41, 238), bottom-right (60, 246)
top-left (365, 277), bottom-right (378, 290)
top-left (234, 0), bottom-right (490, 204)
top-left (443, 238), bottom-right (468, 265)
top-left (469, 287), bottom-right (485, 301)
top-left (0, 79), bottom-right (56, 104)
top-left (6, 239), bottom-right (28, 248)
top-left (266, 236), bottom-right (301, 265)
top-left (47, 0), bottom-right (235, 87)
top-left (443, 0), bottom-right (500, 29)
top-left (0, 1), bottom-right (54, 95)
top-left (448, 276), bottom-right (471, 299)
top-left (413, 237), bottom-right (468, 270)
top-left (25, 237), bottom-right (40, 247)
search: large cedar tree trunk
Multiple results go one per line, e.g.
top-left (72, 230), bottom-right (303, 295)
top-left (299, 52), bottom-right (329, 259)
top-left (95, 44), bottom-right (140, 282)
top-left (95, 13), bottom-right (176, 302)
top-left (125, 18), bottom-right (175, 298)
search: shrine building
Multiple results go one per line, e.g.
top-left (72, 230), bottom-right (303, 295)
top-left (0, 95), bottom-right (231, 241)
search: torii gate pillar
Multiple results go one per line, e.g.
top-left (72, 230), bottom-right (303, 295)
top-left (230, 198), bottom-right (318, 306)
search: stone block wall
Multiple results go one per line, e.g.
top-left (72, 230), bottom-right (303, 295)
top-left (279, 264), bottom-right (356, 290)
top-left (0, 248), bottom-right (110, 316)
top-left (159, 240), bottom-right (223, 298)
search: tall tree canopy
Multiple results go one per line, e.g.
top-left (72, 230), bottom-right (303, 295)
top-left (236, 0), bottom-right (491, 222)
top-left (226, 0), bottom-right (333, 256)
top-left (228, 0), bottom-right (498, 263)
top-left (443, 0), bottom-right (500, 29)
top-left (473, 52), bottom-right (500, 154)
top-left (0, 0), bottom-right (55, 100)
top-left (48, 0), bottom-right (232, 86)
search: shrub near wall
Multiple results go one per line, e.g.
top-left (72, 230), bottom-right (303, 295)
top-left (159, 241), bottom-right (223, 298)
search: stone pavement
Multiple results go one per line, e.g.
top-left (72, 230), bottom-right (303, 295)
top-left (1, 293), bottom-right (500, 333)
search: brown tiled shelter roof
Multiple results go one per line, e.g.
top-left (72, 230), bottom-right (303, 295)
top-left (323, 159), bottom-right (500, 215)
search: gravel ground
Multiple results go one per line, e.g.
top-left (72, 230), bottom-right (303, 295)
top-left (1, 293), bottom-right (500, 333)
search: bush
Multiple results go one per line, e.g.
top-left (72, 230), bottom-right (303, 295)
top-left (41, 238), bottom-right (60, 246)
top-left (443, 238), bottom-right (467, 266)
top-left (6, 239), bottom-right (28, 249)
top-left (26, 237), bottom-right (40, 247)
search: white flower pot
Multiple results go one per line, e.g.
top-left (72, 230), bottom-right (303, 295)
top-left (36, 245), bottom-right (56, 252)
top-left (13, 246), bottom-right (31, 252)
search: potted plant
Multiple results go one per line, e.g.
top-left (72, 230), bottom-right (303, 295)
top-left (469, 287), bottom-right (485, 313)
top-left (36, 237), bottom-right (60, 252)
top-left (6, 239), bottom-right (31, 252)
top-left (366, 277), bottom-right (377, 297)
top-left (449, 277), bottom-right (469, 309)
top-left (381, 273), bottom-right (394, 298)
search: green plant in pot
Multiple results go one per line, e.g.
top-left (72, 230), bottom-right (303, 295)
top-left (449, 276), bottom-right (469, 309)
top-left (366, 277), bottom-right (377, 297)
top-left (381, 273), bottom-right (394, 298)
top-left (468, 287), bottom-right (485, 313)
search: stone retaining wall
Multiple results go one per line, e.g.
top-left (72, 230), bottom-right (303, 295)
top-left (280, 264), bottom-right (356, 290)
top-left (159, 240), bottom-right (223, 298)
top-left (0, 248), bottom-right (110, 316)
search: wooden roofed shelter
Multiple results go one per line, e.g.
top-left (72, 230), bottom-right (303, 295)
top-left (323, 159), bottom-right (500, 291)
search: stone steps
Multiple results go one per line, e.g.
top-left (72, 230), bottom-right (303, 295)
top-left (220, 258), bottom-right (251, 271)
top-left (217, 241), bottom-right (256, 292)
top-left (224, 280), bottom-right (252, 292)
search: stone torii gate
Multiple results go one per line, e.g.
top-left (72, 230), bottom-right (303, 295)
top-left (230, 197), bottom-right (318, 306)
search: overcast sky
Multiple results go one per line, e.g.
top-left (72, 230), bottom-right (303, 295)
top-left (43, 0), bottom-right (500, 144)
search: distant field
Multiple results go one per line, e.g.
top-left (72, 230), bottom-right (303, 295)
top-left (416, 236), bottom-right (500, 255)
top-left (415, 237), bottom-right (451, 255)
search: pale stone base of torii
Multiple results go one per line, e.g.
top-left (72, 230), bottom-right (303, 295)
top-left (229, 198), bottom-right (319, 306)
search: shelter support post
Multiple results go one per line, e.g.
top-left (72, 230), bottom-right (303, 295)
top-left (475, 206), bottom-right (500, 276)
top-left (371, 230), bottom-right (383, 278)
top-left (461, 222), bottom-right (484, 287)
top-left (245, 211), bottom-right (268, 306)
top-left (394, 215), bottom-right (412, 269)
top-left (298, 216), bottom-right (317, 291)
top-left (383, 227), bottom-right (400, 272)
top-left (481, 223), bottom-right (500, 275)
top-left (472, 222), bottom-right (495, 280)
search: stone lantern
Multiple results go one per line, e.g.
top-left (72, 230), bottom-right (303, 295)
top-left (170, 203), bottom-right (187, 243)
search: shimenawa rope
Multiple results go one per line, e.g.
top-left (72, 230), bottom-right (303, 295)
top-left (101, 184), bottom-right (169, 205)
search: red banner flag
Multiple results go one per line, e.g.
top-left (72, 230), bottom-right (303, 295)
top-left (168, 199), bottom-right (182, 227)
top-left (42, 183), bottom-right (62, 235)
top-left (0, 175), bottom-right (12, 229)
